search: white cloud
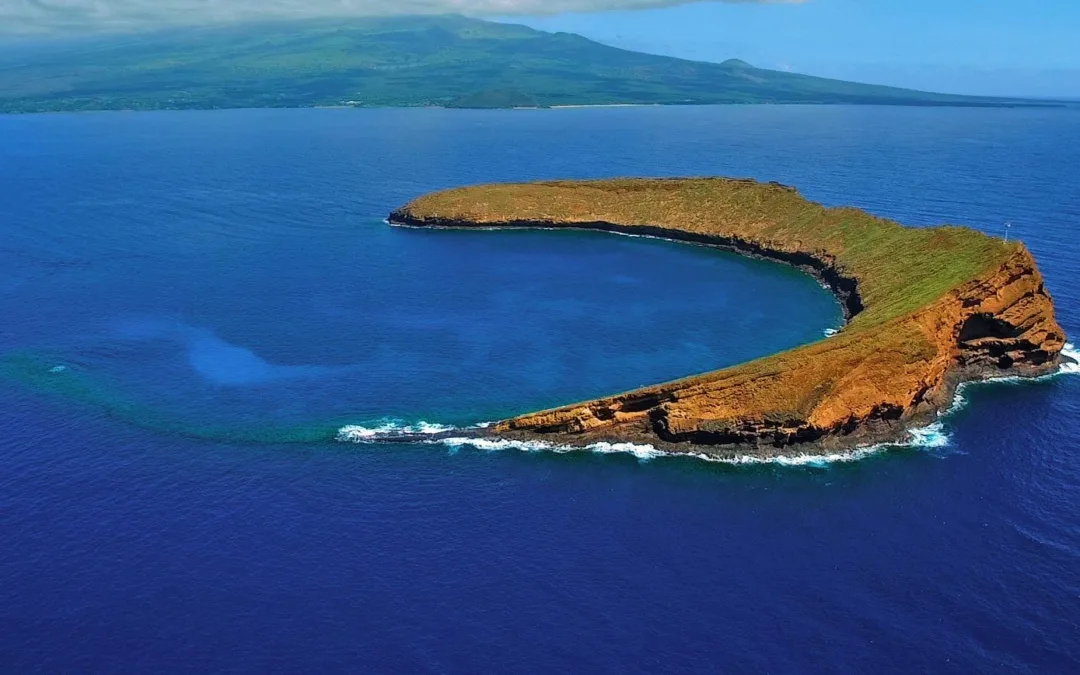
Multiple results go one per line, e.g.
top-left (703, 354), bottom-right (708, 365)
top-left (0, 0), bottom-right (801, 34)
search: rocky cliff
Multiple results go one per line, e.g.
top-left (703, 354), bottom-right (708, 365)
top-left (390, 178), bottom-right (1067, 456)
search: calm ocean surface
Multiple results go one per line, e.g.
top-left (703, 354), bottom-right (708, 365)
top-left (1, 106), bottom-right (1079, 672)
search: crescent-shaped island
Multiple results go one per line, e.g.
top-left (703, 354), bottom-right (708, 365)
top-left (389, 178), bottom-right (1069, 458)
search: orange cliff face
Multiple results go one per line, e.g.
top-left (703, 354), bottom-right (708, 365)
top-left (490, 245), bottom-right (1063, 452)
top-left (390, 178), bottom-right (1067, 456)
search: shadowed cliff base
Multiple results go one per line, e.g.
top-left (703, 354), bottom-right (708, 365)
top-left (390, 177), bottom-right (1069, 458)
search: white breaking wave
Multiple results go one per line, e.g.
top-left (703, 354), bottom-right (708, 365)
top-left (688, 445), bottom-right (885, 467)
top-left (434, 436), bottom-right (664, 461)
top-left (903, 422), bottom-right (951, 449)
top-left (949, 384), bottom-right (972, 415)
top-left (704, 422), bottom-right (952, 466)
top-left (335, 418), bottom-right (952, 466)
top-left (431, 424), bottom-right (952, 467)
top-left (337, 419), bottom-right (458, 442)
top-left (1061, 342), bottom-right (1080, 375)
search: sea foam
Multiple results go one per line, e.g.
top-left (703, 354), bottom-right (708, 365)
top-left (903, 422), bottom-right (951, 449)
top-left (337, 419), bottom-right (458, 442)
top-left (435, 436), bottom-right (664, 461)
top-left (1061, 342), bottom-right (1080, 375)
top-left (431, 426), bottom-right (953, 466)
top-left (335, 424), bottom-right (950, 467)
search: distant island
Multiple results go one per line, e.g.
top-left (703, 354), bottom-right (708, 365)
top-left (390, 178), bottom-right (1068, 457)
top-left (0, 15), bottom-right (1066, 114)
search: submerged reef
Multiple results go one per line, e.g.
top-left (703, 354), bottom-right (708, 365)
top-left (390, 177), bottom-right (1068, 458)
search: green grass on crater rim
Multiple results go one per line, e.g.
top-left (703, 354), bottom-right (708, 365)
top-left (401, 178), bottom-right (1014, 331)
top-left (397, 178), bottom-right (1022, 423)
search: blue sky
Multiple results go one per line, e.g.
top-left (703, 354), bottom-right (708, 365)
top-left (513, 0), bottom-right (1080, 97)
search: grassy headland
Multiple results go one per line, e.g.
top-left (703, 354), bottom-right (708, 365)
top-left (392, 178), bottom-right (1066, 453)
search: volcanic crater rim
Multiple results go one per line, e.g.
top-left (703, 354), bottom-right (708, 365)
top-left (389, 177), bottom-right (1067, 457)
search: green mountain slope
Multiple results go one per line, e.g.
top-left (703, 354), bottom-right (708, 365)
top-left (0, 15), bottom-right (1052, 113)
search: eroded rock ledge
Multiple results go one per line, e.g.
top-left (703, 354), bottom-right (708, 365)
top-left (390, 178), bottom-right (1067, 457)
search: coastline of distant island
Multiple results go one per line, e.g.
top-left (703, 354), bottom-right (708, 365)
top-left (0, 16), bottom-right (1072, 115)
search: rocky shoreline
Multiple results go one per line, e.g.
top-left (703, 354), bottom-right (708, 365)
top-left (479, 360), bottom-right (1069, 460)
top-left (389, 214), bottom-right (866, 322)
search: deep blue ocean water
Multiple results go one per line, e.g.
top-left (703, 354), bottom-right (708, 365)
top-left (1, 106), bottom-right (1079, 672)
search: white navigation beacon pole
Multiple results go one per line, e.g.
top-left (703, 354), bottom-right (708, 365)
top-left (1004, 221), bottom-right (1012, 242)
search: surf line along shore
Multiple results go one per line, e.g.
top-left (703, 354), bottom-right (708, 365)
top-left (381, 177), bottom-right (1069, 459)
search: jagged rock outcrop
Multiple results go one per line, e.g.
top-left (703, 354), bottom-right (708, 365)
top-left (390, 178), bottom-right (1067, 456)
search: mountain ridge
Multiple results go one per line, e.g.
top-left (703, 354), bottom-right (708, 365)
top-left (0, 15), bottom-right (1062, 113)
